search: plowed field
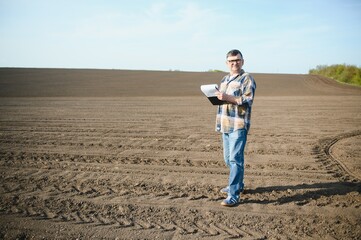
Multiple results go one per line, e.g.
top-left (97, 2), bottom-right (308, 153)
top-left (0, 68), bottom-right (360, 239)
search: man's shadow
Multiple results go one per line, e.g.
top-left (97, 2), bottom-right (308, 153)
top-left (242, 181), bottom-right (361, 205)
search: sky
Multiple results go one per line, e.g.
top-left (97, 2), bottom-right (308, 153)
top-left (0, 0), bottom-right (360, 74)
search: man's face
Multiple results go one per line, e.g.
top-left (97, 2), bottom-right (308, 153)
top-left (226, 54), bottom-right (244, 74)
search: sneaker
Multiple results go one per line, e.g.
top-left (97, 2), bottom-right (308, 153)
top-left (221, 196), bottom-right (239, 207)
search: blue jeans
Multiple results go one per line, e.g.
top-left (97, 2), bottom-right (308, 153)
top-left (222, 128), bottom-right (247, 199)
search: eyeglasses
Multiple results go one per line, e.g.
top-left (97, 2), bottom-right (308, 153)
top-left (227, 59), bottom-right (242, 63)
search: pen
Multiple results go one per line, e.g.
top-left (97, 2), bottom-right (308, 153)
top-left (215, 86), bottom-right (219, 91)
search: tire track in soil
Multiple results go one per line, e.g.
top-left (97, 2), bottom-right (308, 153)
top-left (312, 130), bottom-right (361, 182)
top-left (1, 154), bottom-right (359, 239)
top-left (0, 174), bottom-right (266, 238)
top-left (0, 166), bottom-right (322, 239)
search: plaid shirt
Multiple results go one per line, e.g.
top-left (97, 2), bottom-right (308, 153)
top-left (216, 70), bottom-right (256, 133)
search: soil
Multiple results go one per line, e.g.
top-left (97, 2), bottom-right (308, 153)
top-left (0, 68), bottom-right (360, 239)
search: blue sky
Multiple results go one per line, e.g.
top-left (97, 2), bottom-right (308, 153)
top-left (1, 0), bottom-right (360, 73)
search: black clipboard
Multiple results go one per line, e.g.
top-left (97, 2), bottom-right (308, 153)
top-left (200, 84), bottom-right (225, 105)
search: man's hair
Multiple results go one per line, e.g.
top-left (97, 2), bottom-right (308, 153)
top-left (226, 49), bottom-right (243, 59)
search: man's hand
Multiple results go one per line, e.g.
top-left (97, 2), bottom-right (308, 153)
top-left (215, 91), bottom-right (227, 101)
top-left (215, 90), bottom-right (237, 104)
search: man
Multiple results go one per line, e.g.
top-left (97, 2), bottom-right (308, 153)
top-left (215, 49), bottom-right (256, 207)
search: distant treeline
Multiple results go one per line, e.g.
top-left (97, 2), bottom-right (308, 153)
top-left (309, 64), bottom-right (361, 86)
top-left (208, 69), bottom-right (225, 73)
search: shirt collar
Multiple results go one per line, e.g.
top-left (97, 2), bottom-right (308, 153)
top-left (228, 69), bottom-right (245, 82)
